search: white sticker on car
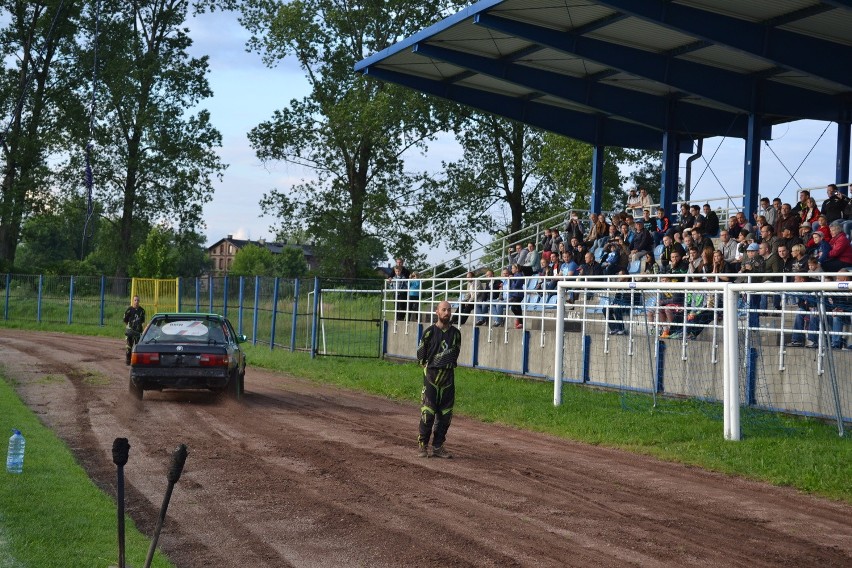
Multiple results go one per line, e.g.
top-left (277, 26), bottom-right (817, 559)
top-left (160, 321), bottom-right (209, 336)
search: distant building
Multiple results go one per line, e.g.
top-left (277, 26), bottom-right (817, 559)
top-left (206, 235), bottom-right (316, 275)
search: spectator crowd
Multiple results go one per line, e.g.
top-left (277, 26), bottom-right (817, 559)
top-left (388, 185), bottom-right (852, 346)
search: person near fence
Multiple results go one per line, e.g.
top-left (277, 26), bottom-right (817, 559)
top-left (416, 300), bottom-right (461, 459)
top-left (826, 268), bottom-right (852, 349)
top-left (508, 263), bottom-right (526, 329)
top-left (491, 267), bottom-right (510, 327)
top-left (407, 273), bottom-right (421, 322)
top-left (123, 295), bottom-right (146, 365)
top-left (389, 265), bottom-right (409, 321)
top-left (454, 271), bottom-right (478, 325)
top-left (738, 242), bottom-right (765, 329)
top-left (474, 270), bottom-right (494, 326)
top-left (684, 287), bottom-right (715, 339)
top-left (606, 271), bottom-right (638, 335)
top-left (788, 274), bottom-right (819, 348)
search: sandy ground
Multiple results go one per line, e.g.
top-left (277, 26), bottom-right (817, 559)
top-left (0, 329), bottom-right (850, 567)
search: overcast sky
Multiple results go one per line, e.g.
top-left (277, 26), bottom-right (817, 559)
top-left (187, 9), bottom-right (843, 264)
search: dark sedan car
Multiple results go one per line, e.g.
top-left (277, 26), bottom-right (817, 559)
top-left (129, 313), bottom-right (246, 400)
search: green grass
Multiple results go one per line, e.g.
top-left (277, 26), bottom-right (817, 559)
top-left (0, 373), bottom-right (175, 568)
top-left (246, 345), bottom-right (852, 503)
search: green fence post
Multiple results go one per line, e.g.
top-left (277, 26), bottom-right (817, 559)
top-left (177, 277), bottom-right (182, 312)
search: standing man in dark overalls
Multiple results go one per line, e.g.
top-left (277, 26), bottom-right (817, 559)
top-left (123, 295), bottom-right (145, 365)
top-left (417, 300), bottom-right (461, 458)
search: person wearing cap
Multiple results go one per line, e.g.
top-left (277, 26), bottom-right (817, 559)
top-left (739, 242), bottom-right (765, 328)
top-left (808, 230), bottom-right (830, 264)
top-left (822, 221), bottom-right (852, 272)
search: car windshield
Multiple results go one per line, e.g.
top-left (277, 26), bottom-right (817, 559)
top-left (142, 318), bottom-right (226, 344)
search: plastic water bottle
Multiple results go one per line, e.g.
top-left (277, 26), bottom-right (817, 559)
top-left (6, 429), bottom-right (25, 474)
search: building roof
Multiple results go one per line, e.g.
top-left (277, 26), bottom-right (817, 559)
top-left (355, 0), bottom-right (852, 150)
top-left (207, 237), bottom-right (314, 257)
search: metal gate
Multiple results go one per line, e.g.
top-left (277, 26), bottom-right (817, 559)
top-left (313, 279), bottom-right (383, 358)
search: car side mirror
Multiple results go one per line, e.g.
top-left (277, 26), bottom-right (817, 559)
top-left (237, 334), bottom-right (247, 344)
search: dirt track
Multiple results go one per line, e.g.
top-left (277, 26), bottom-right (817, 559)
top-left (1, 329), bottom-right (850, 567)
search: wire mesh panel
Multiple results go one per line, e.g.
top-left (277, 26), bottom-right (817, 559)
top-left (740, 289), bottom-right (852, 436)
top-left (316, 279), bottom-right (383, 358)
top-left (554, 278), bottom-right (852, 439)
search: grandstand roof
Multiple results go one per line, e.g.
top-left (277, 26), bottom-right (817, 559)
top-left (355, 0), bottom-right (852, 151)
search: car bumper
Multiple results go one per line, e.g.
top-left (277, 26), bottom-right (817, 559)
top-left (130, 367), bottom-right (231, 390)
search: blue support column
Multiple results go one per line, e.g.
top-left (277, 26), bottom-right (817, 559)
top-left (270, 277), bottom-right (280, 350)
top-left (743, 114), bottom-right (762, 221)
top-left (590, 144), bottom-right (605, 213)
top-left (37, 275), bottom-right (43, 323)
top-left (222, 275), bottom-right (229, 318)
top-left (837, 121), bottom-right (850, 196)
top-left (290, 279), bottom-right (300, 352)
top-left (521, 330), bottom-right (530, 374)
top-left (3, 274), bottom-right (9, 321)
top-left (99, 276), bottom-right (105, 326)
top-left (582, 335), bottom-right (591, 383)
top-left (237, 277), bottom-right (244, 336)
top-left (208, 275), bottom-right (214, 312)
top-left (67, 276), bottom-right (75, 325)
top-left (194, 277), bottom-right (200, 312)
top-left (252, 276), bottom-right (260, 346)
top-left (660, 131), bottom-right (679, 215)
top-left (655, 340), bottom-right (666, 393)
top-left (310, 277), bottom-right (320, 359)
top-left (471, 326), bottom-right (480, 367)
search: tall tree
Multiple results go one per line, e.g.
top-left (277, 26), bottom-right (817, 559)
top-left (0, 0), bottom-right (80, 271)
top-left (72, 0), bottom-right (226, 277)
top-left (422, 114), bottom-right (657, 255)
top-left (241, 0), bottom-right (462, 278)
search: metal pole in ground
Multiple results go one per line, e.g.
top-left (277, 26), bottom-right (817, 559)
top-left (112, 438), bottom-right (130, 568)
top-left (144, 444), bottom-right (188, 568)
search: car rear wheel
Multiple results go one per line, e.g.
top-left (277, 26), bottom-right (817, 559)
top-left (226, 369), bottom-right (242, 400)
top-left (129, 379), bottom-right (143, 400)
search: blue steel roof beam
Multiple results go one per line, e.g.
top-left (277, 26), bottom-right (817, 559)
top-left (361, 66), bottom-right (689, 151)
top-left (412, 42), bottom-right (750, 138)
top-left (474, 12), bottom-right (847, 122)
top-left (595, 0), bottom-right (852, 89)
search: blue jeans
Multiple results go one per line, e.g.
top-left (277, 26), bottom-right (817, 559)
top-left (791, 311), bottom-right (818, 343)
top-left (828, 313), bottom-right (849, 347)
